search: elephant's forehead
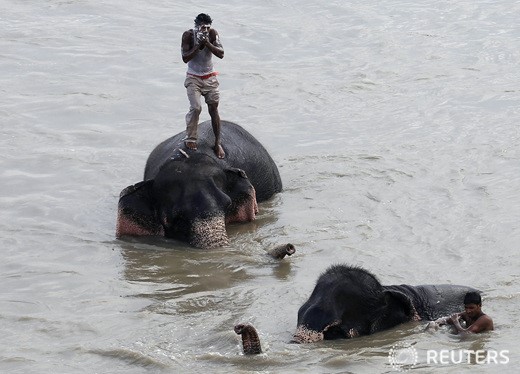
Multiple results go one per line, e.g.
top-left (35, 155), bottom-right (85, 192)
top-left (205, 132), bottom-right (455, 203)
top-left (158, 161), bottom-right (224, 182)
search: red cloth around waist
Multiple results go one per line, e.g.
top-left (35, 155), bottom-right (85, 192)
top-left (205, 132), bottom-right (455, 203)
top-left (187, 72), bottom-right (219, 79)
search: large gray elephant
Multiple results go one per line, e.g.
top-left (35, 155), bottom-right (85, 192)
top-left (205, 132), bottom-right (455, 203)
top-left (293, 264), bottom-right (478, 343)
top-left (116, 120), bottom-right (282, 248)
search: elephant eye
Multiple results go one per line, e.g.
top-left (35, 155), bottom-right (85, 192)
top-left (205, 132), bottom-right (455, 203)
top-left (226, 168), bottom-right (248, 179)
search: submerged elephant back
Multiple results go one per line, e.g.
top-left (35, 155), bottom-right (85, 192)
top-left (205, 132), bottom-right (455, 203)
top-left (384, 284), bottom-right (479, 321)
top-left (144, 121), bottom-right (282, 202)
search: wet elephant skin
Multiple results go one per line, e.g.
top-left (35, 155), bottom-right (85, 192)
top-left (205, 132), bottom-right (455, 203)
top-left (116, 120), bottom-right (282, 248)
top-left (294, 264), bottom-right (477, 343)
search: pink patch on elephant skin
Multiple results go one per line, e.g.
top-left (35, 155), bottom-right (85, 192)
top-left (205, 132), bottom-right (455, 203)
top-left (225, 187), bottom-right (258, 224)
top-left (411, 306), bottom-right (421, 322)
top-left (292, 325), bottom-right (325, 343)
top-left (116, 208), bottom-right (164, 237)
top-left (293, 320), bottom-right (358, 343)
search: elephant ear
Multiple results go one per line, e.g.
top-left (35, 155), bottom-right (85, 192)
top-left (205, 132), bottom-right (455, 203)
top-left (224, 168), bottom-right (252, 197)
top-left (116, 180), bottom-right (163, 237)
top-left (222, 167), bottom-right (258, 223)
top-left (370, 290), bottom-right (419, 333)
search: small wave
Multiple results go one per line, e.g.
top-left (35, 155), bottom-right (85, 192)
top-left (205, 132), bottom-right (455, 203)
top-left (87, 348), bottom-right (172, 370)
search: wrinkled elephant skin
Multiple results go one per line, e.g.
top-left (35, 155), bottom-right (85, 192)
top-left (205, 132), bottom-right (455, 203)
top-left (116, 121), bottom-right (282, 248)
top-left (294, 264), bottom-right (478, 343)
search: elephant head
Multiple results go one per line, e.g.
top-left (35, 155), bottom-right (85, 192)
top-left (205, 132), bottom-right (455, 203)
top-left (116, 153), bottom-right (258, 248)
top-left (293, 265), bottom-right (420, 343)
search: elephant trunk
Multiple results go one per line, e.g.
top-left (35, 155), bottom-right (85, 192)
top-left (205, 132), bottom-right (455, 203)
top-left (234, 324), bottom-right (262, 354)
top-left (190, 215), bottom-right (229, 248)
top-left (291, 325), bottom-right (324, 344)
top-left (292, 320), bottom-right (354, 343)
top-left (267, 243), bottom-right (296, 259)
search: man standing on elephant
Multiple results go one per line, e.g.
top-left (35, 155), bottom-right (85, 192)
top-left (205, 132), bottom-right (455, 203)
top-left (446, 291), bottom-right (494, 334)
top-left (181, 13), bottom-right (225, 159)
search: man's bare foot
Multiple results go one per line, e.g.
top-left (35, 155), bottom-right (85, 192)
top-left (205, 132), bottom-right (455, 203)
top-left (214, 144), bottom-right (225, 159)
top-left (185, 140), bottom-right (197, 151)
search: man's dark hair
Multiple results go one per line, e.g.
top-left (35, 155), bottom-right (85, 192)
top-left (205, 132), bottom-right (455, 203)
top-left (194, 13), bottom-right (212, 25)
top-left (464, 291), bottom-right (482, 305)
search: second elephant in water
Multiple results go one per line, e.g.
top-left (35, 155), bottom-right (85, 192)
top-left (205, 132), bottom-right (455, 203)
top-left (293, 264), bottom-right (478, 343)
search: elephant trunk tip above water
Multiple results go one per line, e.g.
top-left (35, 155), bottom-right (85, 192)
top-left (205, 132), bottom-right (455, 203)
top-left (234, 323), bottom-right (262, 355)
top-left (267, 243), bottom-right (296, 259)
top-left (116, 120), bottom-right (282, 248)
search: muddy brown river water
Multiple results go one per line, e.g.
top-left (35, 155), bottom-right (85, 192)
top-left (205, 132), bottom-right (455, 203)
top-left (1, 1), bottom-right (519, 373)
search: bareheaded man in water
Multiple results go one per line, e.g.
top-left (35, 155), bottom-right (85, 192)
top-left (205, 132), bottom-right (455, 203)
top-left (447, 291), bottom-right (494, 334)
